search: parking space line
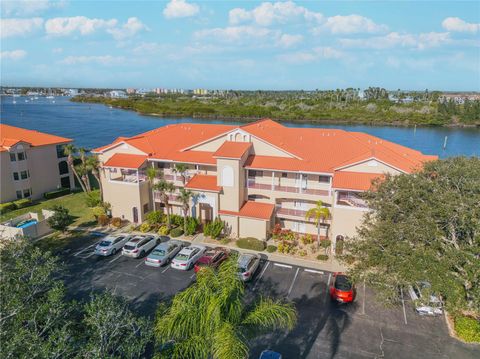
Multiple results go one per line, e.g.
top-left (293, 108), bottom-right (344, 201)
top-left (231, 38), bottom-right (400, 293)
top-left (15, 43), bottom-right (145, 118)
top-left (287, 268), bottom-right (300, 298)
top-left (190, 273), bottom-right (196, 279)
top-left (324, 273), bottom-right (332, 304)
top-left (108, 255), bottom-right (122, 264)
top-left (73, 243), bottom-right (96, 257)
top-left (135, 260), bottom-right (145, 268)
top-left (304, 269), bottom-right (324, 274)
top-left (400, 287), bottom-right (408, 325)
top-left (273, 263), bottom-right (292, 269)
top-left (252, 261), bottom-right (270, 291)
top-left (161, 266), bottom-right (170, 274)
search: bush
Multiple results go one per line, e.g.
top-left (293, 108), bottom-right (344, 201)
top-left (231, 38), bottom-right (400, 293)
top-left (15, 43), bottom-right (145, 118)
top-left (220, 237), bottom-right (231, 245)
top-left (277, 241), bottom-right (296, 254)
top-left (185, 217), bottom-right (199, 235)
top-left (319, 239), bottom-right (332, 248)
top-left (170, 214), bottom-right (183, 227)
top-left (0, 202), bottom-right (17, 214)
top-left (111, 217), bottom-right (122, 228)
top-left (97, 214), bottom-right (109, 226)
top-left (158, 225), bottom-right (170, 235)
top-left (44, 187), bottom-right (70, 200)
top-left (300, 234), bottom-right (314, 245)
top-left (14, 198), bottom-right (32, 209)
top-left (85, 191), bottom-right (101, 207)
top-left (170, 228), bottom-right (184, 238)
top-left (139, 223), bottom-right (151, 233)
top-left (266, 245), bottom-right (277, 253)
top-left (335, 239), bottom-right (344, 255)
top-left (317, 254), bottom-right (329, 261)
top-left (236, 237), bottom-right (266, 251)
top-left (298, 249), bottom-right (307, 257)
top-left (146, 211), bottom-right (164, 225)
top-left (92, 206), bottom-right (106, 218)
top-left (47, 205), bottom-right (73, 232)
top-left (455, 316), bottom-right (480, 343)
top-left (204, 217), bottom-right (224, 239)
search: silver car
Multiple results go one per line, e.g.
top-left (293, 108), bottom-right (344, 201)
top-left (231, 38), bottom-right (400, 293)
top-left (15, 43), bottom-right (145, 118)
top-left (237, 253), bottom-right (261, 282)
top-left (145, 240), bottom-right (185, 267)
top-left (94, 234), bottom-right (132, 256)
top-left (171, 245), bottom-right (206, 270)
top-left (407, 282), bottom-right (443, 316)
top-left (122, 235), bottom-right (158, 258)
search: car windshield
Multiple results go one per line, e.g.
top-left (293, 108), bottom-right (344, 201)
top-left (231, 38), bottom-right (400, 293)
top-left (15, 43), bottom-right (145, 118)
top-left (335, 275), bottom-right (352, 291)
top-left (237, 266), bottom-right (247, 273)
top-left (123, 245), bottom-right (135, 251)
top-left (176, 254), bottom-right (189, 261)
top-left (99, 241), bottom-right (111, 247)
top-left (152, 249), bottom-right (165, 256)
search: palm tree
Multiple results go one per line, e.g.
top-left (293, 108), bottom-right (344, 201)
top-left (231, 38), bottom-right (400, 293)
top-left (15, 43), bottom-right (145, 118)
top-left (155, 258), bottom-right (297, 358)
top-left (146, 166), bottom-right (158, 211)
top-left (153, 180), bottom-right (176, 229)
top-left (172, 163), bottom-right (189, 185)
top-left (178, 188), bottom-right (193, 234)
top-left (86, 155), bottom-right (103, 201)
top-left (305, 200), bottom-right (331, 249)
top-left (64, 144), bottom-right (87, 192)
top-left (78, 147), bottom-right (91, 191)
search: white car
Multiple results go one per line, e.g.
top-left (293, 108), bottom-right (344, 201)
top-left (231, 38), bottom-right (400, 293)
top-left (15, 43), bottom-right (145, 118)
top-left (94, 234), bottom-right (132, 256)
top-left (407, 282), bottom-right (443, 316)
top-left (171, 245), bottom-right (206, 270)
top-left (122, 235), bottom-right (158, 258)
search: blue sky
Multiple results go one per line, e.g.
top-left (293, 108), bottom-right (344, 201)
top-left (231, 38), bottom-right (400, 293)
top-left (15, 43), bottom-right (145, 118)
top-left (1, 0), bottom-right (479, 90)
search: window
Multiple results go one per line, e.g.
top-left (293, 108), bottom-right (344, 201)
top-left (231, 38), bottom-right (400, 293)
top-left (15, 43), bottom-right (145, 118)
top-left (157, 162), bottom-right (166, 169)
top-left (58, 161), bottom-right (69, 175)
top-left (249, 170), bottom-right (263, 178)
top-left (61, 176), bottom-right (71, 188)
top-left (13, 172), bottom-right (19, 181)
top-left (282, 172), bottom-right (288, 178)
top-left (23, 189), bottom-right (31, 198)
top-left (319, 175), bottom-right (330, 183)
top-left (17, 152), bottom-right (26, 161)
top-left (143, 203), bottom-right (149, 214)
top-left (56, 145), bottom-right (67, 158)
top-left (20, 170), bottom-right (29, 180)
top-left (9, 153), bottom-right (16, 162)
top-left (16, 190), bottom-right (22, 199)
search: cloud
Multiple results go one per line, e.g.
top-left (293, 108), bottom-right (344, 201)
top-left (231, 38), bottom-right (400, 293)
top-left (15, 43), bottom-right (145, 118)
top-left (107, 17), bottom-right (147, 40)
top-left (0, 17), bottom-right (44, 38)
top-left (52, 47), bottom-right (63, 53)
top-left (314, 14), bottom-right (388, 34)
top-left (229, 1), bottom-right (323, 26)
top-left (340, 32), bottom-right (450, 50)
top-left (45, 16), bottom-right (117, 36)
top-left (442, 17), bottom-right (479, 33)
top-left (0, 49), bottom-right (27, 60)
top-left (59, 55), bottom-right (125, 65)
top-left (163, 0), bottom-right (199, 19)
top-left (278, 46), bottom-right (345, 64)
top-left (1, 0), bottom-right (64, 16)
top-left (195, 25), bottom-right (277, 44)
top-left (276, 33), bottom-right (303, 48)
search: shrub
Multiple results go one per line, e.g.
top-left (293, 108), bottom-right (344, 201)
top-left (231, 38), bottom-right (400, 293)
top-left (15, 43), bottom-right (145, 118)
top-left (309, 244), bottom-right (318, 253)
top-left (317, 254), bottom-right (329, 261)
top-left (97, 214), bottom-right (110, 226)
top-left (139, 223), bottom-right (151, 233)
top-left (92, 206), bottom-right (106, 218)
top-left (146, 211), bottom-right (164, 225)
top-left (170, 214), bottom-right (183, 227)
top-left (47, 205), bottom-right (72, 232)
top-left (320, 239), bottom-right (332, 248)
top-left (158, 225), bottom-right (169, 235)
top-left (185, 217), bottom-right (199, 235)
top-left (236, 237), bottom-right (266, 251)
top-left (204, 217), bottom-right (224, 239)
top-left (170, 228), bottom-right (184, 238)
top-left (266, 245), bottom-right (277, 253)
top-left (0, 202), bottom-right (17, 214)
top-left (455, 316), bottom-right (480, 343)
top-left (300, 234), bottom-right (314, 245)
top-left (44, 187), bottom-right (70, 200)
top-left (298, 249), bottom-right (307, 257)
top-left (277, 240), bottom-right (295, 254)
top-left (220, 237), bottom-right (231, 245)
top-left (335, 239), bottom-right (344, 255)
top-left (111, 217), bottom-right (122, 228)
top-left (85, 191), bottom-right (101, 207)
top-left (14, 198), bottom-right (32, 209)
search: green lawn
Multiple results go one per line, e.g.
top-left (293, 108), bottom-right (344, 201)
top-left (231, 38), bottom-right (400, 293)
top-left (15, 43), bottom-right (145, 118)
top-left (0, 192), bottom-right (95, 227)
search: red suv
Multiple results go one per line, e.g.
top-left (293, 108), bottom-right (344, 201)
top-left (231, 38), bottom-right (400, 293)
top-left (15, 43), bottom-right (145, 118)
top-left (330, 273), bottom-right (355, 303)
top-left (194, 247), bottom-right (229, 273)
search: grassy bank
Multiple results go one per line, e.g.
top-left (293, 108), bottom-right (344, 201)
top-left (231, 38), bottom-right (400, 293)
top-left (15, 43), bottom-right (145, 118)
top-left (71, 95), bottom-right (480, 127)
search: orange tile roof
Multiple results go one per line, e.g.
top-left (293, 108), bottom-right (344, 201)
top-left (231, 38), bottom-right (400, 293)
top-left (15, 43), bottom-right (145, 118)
top-left (332, 171), bottom-right (385, 191)
top-left (185, 174), bottom-right (221, 192)
top-left (0, 124), bottom-right (71, 152)
top-left (213, 141), bottom-right (252, 159)
top-left (103, 153), bottom-right (147, 169)
top-left (219, 201), bottom-right (275, 221)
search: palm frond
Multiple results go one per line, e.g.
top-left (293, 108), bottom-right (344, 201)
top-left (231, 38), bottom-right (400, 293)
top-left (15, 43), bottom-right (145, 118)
top-left (242, 298), bottom-right (297, 332)
top-left (212, 322), bottom-right (248, 359)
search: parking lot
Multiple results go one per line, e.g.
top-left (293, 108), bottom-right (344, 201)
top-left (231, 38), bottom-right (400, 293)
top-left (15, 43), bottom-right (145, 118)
top-left (60, 233), bottom-right (479, 359)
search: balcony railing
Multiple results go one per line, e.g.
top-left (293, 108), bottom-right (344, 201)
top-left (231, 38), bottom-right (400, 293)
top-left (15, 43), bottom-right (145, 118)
top-left (337, 192), bottom-right (368, 208)
top-left (110, 169), bottom-right (146, 184)
top-left (153, 191), bottom-right (180, 203)
top-left (247, 179), bottom-right (329, 196)
top-left (276, 207), bottom-right (307, 218)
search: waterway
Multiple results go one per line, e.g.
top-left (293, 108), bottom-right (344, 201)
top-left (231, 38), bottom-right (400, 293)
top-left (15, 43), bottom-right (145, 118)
top-left (1, 96), bottom-right (479, 158)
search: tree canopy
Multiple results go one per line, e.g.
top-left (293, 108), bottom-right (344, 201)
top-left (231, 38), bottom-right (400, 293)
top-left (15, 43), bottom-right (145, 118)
top-left (344, 157), bottom-right (480, 313)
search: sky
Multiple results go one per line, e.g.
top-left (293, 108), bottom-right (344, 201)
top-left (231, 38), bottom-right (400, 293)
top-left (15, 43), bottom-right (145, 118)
top-left (1, 0), bottom-right (479, 91)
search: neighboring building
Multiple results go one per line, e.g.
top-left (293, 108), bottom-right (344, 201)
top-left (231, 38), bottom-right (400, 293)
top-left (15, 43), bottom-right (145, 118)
top-left (0, 124), bottom-right (74, 203)
top-left (92, 119), bottom-right (437, 247)
top-left (193, 88), bottom-right (209, 95)
top-left (109, 90), bottom-right (127, 98)
top-left (126, 88), bottom-right (137, 95)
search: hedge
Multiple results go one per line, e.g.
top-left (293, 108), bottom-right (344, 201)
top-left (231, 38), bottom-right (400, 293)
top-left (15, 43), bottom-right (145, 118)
top-left (44, 188), bottom-right (70, 200)
top-left (236, 237), bottom-right (266, 251)
top-left (266, 245), bottom-right (277, 253)
top-left (317, 254), bottom-right (329, 261)
top-left (170, 228), bottom-right (184, 238)
top-left (455, 316), bottom-right (480, 343)
top-left (0, 198), bottom-right (33, 214)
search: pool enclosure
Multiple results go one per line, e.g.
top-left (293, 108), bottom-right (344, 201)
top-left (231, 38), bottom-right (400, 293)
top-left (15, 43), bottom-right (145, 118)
top-left (0, 210), bottom-right (55, 240)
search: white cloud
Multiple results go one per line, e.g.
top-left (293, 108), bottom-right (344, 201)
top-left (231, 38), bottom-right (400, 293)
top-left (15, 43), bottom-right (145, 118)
top-left (0, 49), bottom-right (27, 60)
top-left (442, 17), bottom-right (479, 33)
top-left (314, 14), bottom-right (388, 34)
top-left (52, 47), bottom-right (63, 53)
top-left (59, 55), bottom-right (125, 65)
top-left (278, 46), bottom-right (345, 64)
top-left (276, 33), bottom-right (303, 48)
top-left (340, 32), bottom-right (450, 50)
top-left (195, 25), bottom-right (277, 44)
top-left (1, 0), bottom-right (64, 16)
top-left (163, 0), bottom-right (199, 19)
top-left (0, 17), bottom-right (44, 38)
top-left (107, 17), bottom-right (147, 40)
top-left (45, 16), bottom-right (117, 36)
top-left (132, 42), bottom-right (163, 54)
top-left (229, 1), bottom-right (323, 26)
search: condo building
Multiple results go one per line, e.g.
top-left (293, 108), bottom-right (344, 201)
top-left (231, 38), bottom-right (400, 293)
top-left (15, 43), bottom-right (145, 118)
top-left (0, 124), bottom-right (74, 203)
top-left (93, 119), bottom-right (437, 247)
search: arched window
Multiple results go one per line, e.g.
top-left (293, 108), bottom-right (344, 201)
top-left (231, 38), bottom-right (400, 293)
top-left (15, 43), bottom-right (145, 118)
top-left (234, 133), bottom-right (242, 142)
top-left (221, 166), bottom-right (234, 187)
top-left (58, 161), bottom-right (69, 175)
top-left (335, 235), bottom-right (345, 255)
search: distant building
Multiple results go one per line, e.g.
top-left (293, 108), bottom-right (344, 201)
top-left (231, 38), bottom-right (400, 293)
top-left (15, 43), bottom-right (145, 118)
top-left (193, 88), bottom-right (209, 95)
top-left (67, 89), bottom-right (79, 96)
top-left (126, 88), bottom-right (136, 95)
top-left (439, 93), bottom-right (480, 104)
top-left (109, 90), bottom-right (127, 98)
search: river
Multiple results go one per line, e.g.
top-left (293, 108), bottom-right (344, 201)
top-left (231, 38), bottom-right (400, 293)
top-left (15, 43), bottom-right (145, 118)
top-left (1, 96), bottom-right (479, 158)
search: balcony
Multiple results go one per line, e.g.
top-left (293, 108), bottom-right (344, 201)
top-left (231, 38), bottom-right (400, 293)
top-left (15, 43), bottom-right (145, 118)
top-left (337, 192), bottom-right (368, 208)
top-left (109, 169), bottom-right (147, 184)
top-left (247, 179), bottom-right (329, 196)
top-left (276, 207), bottom-right (307, 218)
top-left (153, 190), bottom-right (180, 203)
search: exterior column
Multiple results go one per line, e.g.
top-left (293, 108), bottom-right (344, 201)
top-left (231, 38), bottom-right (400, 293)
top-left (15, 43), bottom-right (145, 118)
top-left (271, 171), bottom-right (275, 190)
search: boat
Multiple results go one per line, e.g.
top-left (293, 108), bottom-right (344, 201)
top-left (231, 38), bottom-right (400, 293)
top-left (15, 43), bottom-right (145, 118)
top-left (12, 100), bottom-right (16, 104)
top-left (46, 95), bottom-right (54, 99)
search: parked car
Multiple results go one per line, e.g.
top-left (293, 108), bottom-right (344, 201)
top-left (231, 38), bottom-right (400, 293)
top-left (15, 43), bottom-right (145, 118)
top-left (171, 245), bottom-right (206, 270)
top-left (194, 247), bottom-right (229, 273)
top-left (122, 235), bottom-right (158, 258)
top-left (407, 282), bottom-right (443, 316)
top-left (330, 273), bottom-right (356, 303)
top-left (145, 240), bottom-right (185, 267)
top-left (259, 350), bottom-right (282, 359)
top-left (237, 253), bottom-right (261, 282)
top-left (94, 233), bottom-right (132, 256)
